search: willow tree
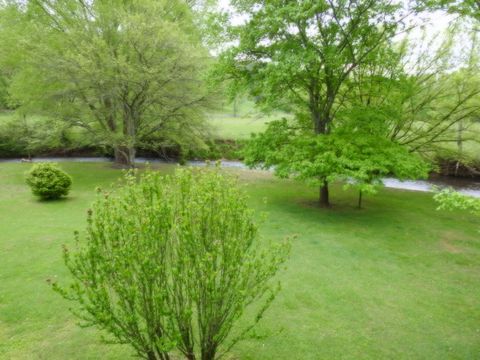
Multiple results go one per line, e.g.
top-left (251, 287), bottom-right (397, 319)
top-left (347, 29), bottom-right (480, 161)
top-left (1, 0), bottom-right (212, 166)
top-left (214, 0), bottom-right (408, 207)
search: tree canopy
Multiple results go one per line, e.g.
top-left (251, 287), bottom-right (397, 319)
top-left (1, 0), bottom-right (213, 166)
top-left (214, 0), bottom-right (431, 206)
top-left (418, 0), bottom-right (480, 21)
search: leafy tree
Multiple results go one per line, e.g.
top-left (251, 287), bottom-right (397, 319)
top-left (310, 23), bottom-right (480, 185)
top-left (347, 31), bottom-right (480, 157)
top-left (332, 106), bottom-right (431, 208)
top-left (53, 166), bottom-right (290, 360)
top-left (245, 108), bottom-right (429, 209)
top-left (1, 0), bottom-right (213, 166)
top-left (214, 0), bottom-right (410, 206)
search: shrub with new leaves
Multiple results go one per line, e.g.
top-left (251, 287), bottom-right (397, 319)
top-left (54, 166), bottom-right (290, 360)
top-left (435, 189), bottom-right (480, 216)
top-left (25, 163), bottom-right (72, 200)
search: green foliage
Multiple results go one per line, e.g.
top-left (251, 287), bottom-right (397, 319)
top-left (434, 189), bottom-right (480, 216)
top-left (418, 0), bottom-right (480, 21)
top-left (0, 112), bottom-right (87, 158)
top-left (212, 0), bottom-right (415, 206)
top-left (244, 115), bottom-right (430, 207)
top-left (54, 166), bottom-right (290, 360)
top-left (0, 74), bottom-right (9, 109)
top-left (1, 0), bottom-right (213, 166)
top-left (186, 139), bottom-right (246, 160)
top-left (214, 0), bottom-right (402, 121)
top-left (351, 33), bottom-right (480, 156)
top-left (25, 163), bottom-right (72, 200)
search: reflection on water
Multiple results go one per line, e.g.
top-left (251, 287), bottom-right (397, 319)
top-left (2, 157), bottom-right (480, 198)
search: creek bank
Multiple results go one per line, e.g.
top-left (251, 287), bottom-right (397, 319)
top-left (2, 157), bottom-right (480, 198)
top-left (435, 158), bottom-right (480, 179)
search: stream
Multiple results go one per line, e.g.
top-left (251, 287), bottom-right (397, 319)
top-left (2, 157), bottom-right (480, 198)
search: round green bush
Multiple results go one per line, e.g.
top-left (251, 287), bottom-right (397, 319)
top-left (25, 163), bottom-right (72, 200)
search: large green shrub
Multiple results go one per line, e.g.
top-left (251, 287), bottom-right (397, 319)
top-left (54, 166), bottom-right (290, 360)
top-left (25, 163), bottom-right (72, 200)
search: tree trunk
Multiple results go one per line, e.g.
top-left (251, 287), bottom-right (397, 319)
top-left (114, 146), bottom-right (135, 167)
top-left (455, 121), bottom-right (464, 176)
top-left (358, 190), bottom-right (363, 209)
top-left (22, 114), bottom-right (32, 160)
top-left (146, 350), bottom-right (159, 360)
top-left (309, 94), bottom-right (332, 207)
top-left (233, 96), bottom-right (238, 118)
top-left (116, 106), bottom-right (137, 167)
top-left (319, 180), bottom-right (330, 207)
top-left (103, 100), bottom-right (135, 167)
top-left (201, 343), bottom-right (217, 360)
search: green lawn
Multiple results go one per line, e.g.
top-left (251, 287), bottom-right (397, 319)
top-left (206, 98), bottom-right (283, 140)
top-left (207, 113), bottom-right (273, 140)
top-left (1, 162), bottom-right (479, 359)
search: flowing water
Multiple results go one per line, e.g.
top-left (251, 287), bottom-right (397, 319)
top-left (2, 157), bottom-right (480, 198)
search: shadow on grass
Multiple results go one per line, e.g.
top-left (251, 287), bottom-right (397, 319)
top-left (33, 196), bottom-right (76, 204)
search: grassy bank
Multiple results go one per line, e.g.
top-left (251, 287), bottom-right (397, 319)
top-left (0, 162), bottom-right (479, 359)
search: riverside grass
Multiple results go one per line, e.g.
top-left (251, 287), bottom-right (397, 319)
top-left (0, 162), bottom-right (479, 359)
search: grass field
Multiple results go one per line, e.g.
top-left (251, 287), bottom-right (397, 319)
top-left (207, 100), bottom-right (282, 140)
top-left (207, 113), bottom-right (273, 140)
top-left (1, 162), bottom-right (479, 359)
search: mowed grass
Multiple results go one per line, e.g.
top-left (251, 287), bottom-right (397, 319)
top-left (208, 113), bottom-right (273, 140)
top-left (1, 162), bottom-right (480, 359)
top-left (207, 99), bottom-right (283, 140)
